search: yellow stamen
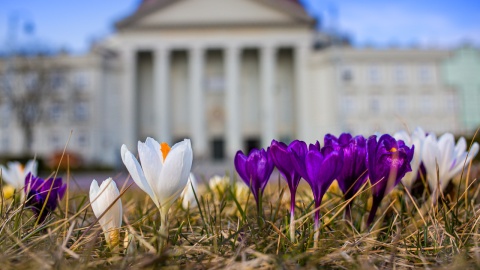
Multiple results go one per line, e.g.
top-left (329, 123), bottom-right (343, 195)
top-left (390, 147), bottom-right (397, 152)
top-left (160, 142), bottom-right (171, 162)
top-left (109, 229), bottom-right (120, 248)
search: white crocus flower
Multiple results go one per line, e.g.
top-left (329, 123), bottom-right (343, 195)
top-left (181, 173), bottom-right (199, 209)
top-left (121, 138), bottom-right (193, 240)
top-left (0, 160), bottom-right (38, 190)
top-left (422, 133), bottom-right (479, 195)
top-left (394, 127), bottom-right (427, 191)
top-left (208, 175), bottom-right (230, 193)
top-left (90, 178), bottom-right (123, 247)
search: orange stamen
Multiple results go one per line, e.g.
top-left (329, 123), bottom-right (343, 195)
top-left (390, 147), bottom-right (398, 152)
top-left (160, 142), bottom-right (171, 161)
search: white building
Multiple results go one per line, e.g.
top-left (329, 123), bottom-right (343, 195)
top-left (311, 48), bottom-right (460, 137)
top-left (0, 0), bottom-right (478, 167)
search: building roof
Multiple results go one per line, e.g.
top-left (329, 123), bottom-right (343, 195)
top-left (116, 0), bottom-right (315, 29)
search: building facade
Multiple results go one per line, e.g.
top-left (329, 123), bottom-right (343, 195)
top-left (0, 0), bottom-right (479, 167)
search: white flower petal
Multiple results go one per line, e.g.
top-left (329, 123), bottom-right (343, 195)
top-left (89, 179), bottom-right (101, 218)
top-left (422, 135), bottom-right (441, 190)
top-left (121, 145), bottom-right (157, 207)
top-left (0, 164), bottom-right (15, 187)
top-left (454, 137), bottom-right (467, 156)
top-left (447, 142), bottom-right (479, 182)
top-left (394, 130), bottom-right (411, 146)
top-left (156, 139), bottom-right (193, 208)
top-left (437, 133), bottom-right (454, 183)
top-left (138, 141), bottom-right (162, 200)
top-left (9, 162), bottom-right (24, 189)
top-left (25, 160), bottom-right (38, 178)
top-left (396, 127), bottom-right (427, 191)
top-left (145, 137), bottom-right (163, 164)
top-left (182, 173), bottom-right (199, 209)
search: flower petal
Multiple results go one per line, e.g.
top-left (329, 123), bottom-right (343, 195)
top-left (121, 144), bottom-right (157, 206)
top-left (157, 139), bottom-right (192, 208)
top-left (138, 140), bottom-right (162, 198)
top-left (145, 137), bottom-right (163, 164)
top-left (0, 164), bottom-right (15, 188)
top-left (422, 134), bottom-right (441, 190)
top-left (25, 160), bottom-right (38, 179)
top-left (89, 180), bottom-right (101, 219)
top-left (234, 151), bottom-right (249, 185)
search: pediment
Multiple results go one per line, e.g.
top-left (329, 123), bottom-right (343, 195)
top-left (117, 0), bottom-right (314, 29)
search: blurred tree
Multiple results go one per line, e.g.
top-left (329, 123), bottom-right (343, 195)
top-left (0, 53), bottom-right (68, 154)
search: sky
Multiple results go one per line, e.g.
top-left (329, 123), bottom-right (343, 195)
top-left (0, 0), bottom-right (479, 53)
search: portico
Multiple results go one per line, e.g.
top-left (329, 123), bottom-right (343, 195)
top-left (111, 0), bottom-right (314, 160)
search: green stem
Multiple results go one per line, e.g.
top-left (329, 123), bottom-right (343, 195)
top-left (289, 191), bottom-right (296, 242)
top-left (159, 205), bottom-right (170, 251)
top-left (257, 191), bottom-right (264, 228)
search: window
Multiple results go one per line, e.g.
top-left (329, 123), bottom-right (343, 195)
top-left (369, 96), bottom-right (380, 113)
top-left (211, 137), bottom-right (225, 161)
top-left (74, 71), bottom-right (88, 90)
top-left (342, 96), bottom-right (355, 114)
top-left (25, 72), bottom-right (38, 91)
top-left (78, 132), bottom-right (89, 148)
top-left (420, 95), bottom-right (432, 114)
top-left (50, 102), bottom-right (63, 121)
top-left (25, 104), bottom-right (37, 122)
top-left (0, 74), bottom-right (10, 91)
top-left (368, 66), bottom-right (381, 84)
top-left (394, 66), bottom-right (406, 84)
top-left (50, 72), bottom-right (64, 91)
top-left (74, 101), bottom-right (89, 121)
top-left (0, 105), bottom-right (10, 128)
top-left (396, 96), bottom-right (407, 113)
top-left (50, 133), bottom-right (61, 149)
top-left (341, 68), bottom-right (353, 83)
top-left (446, 95), bottom-right (456, 112)
top-left (244, 137), bottom-right (261, 153)
top-left (419, 66), bottom-right (432, 84)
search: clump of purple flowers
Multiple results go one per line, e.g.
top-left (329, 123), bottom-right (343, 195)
top-left (324, 133), bottom-right (368, 219)
top-left (24, 173), bottom-right (67, 223)
top-left (233, 132), bottom-right (415, 245)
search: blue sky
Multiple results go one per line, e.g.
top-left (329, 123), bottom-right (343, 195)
top-left (0, 0), bottom-right (479, 53)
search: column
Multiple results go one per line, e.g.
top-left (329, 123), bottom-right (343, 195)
top-left (260, 44), bottom-right (277, 147)
top-left (225, 46), bottom-right (242, 158)
top-left (294, 44), bottom-right (309, 141)
top-left (189, 46), bottom-right (207, 158)
top-left (154, 46), bottom-right (171, 144)
top-left (121, 48), bottom-right (137, 149)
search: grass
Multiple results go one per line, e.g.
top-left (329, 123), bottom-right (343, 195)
top-left (2, 166), bottom-right (480, 269)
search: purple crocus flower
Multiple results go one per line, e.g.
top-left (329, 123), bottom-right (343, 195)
top-left (366, 134), bottom-right (414, 227)
top-left (290, 141), bottom-right (343, 246)
top-left (324, 133), bottom-right (368, 219)
top-left (24, 173), bottom-right (67, 223)
top-left (234, 148), bottom-right (274, 213)
top-left (270, 140), bottom-right (305, 240)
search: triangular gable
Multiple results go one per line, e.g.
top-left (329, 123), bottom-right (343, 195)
top-left (116, 0), bottom-right (314, 29)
